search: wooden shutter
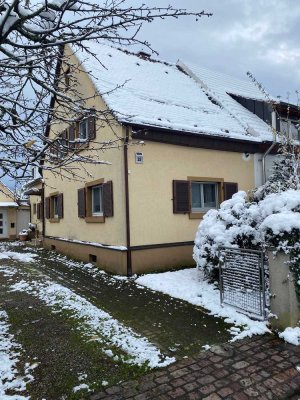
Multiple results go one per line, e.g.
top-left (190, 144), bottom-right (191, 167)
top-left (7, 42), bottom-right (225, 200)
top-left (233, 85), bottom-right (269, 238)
top-left (224, 182), bottom-right (238, 201)
top-left (45, 197), bottom-right (50, 219)
top-left (69, 124), bottom-right (76, 150)
top-left (173, 180), bottom-right (190, 214)
top-left (61, 129), bottom-right (68, 155)
top-left (77, 188), bottom-right (86, 218)
top-left (57, 193), bottom-right (64, 219)
top-left (36, 203), bottom-right (40, 219)
top-left (88, 116), bottom-right (96, 140)
top-left (103, 181), bottom-right (113, 217)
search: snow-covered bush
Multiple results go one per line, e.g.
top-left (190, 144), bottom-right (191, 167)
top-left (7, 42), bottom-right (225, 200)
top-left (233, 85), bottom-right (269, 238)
top-left (193, 191), bottom-right (261, 278)
top-left (194, 189), bottom-right (300, 293)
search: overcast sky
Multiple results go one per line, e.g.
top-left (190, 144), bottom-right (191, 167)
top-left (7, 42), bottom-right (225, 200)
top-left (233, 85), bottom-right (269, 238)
top-left (6, 0), bottom-right (300, 191)
top-left (137, 0), bottom-right (300, 104)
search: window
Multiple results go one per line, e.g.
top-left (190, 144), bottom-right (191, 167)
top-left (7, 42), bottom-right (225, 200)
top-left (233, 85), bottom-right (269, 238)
top-left (280, 119), bottom-right (299, 141)
top-left (173, 179), bottom-right (238, 216)
top-left (191, 182), bottom-right (218, 212)
top-left (53, 196), bottom-right (59, 218)
top-left (92, 185), bottom-right (103, 216)
top-left (79, 119), bottom-right (89, 140)
top-left (33, 203), bottom-right (37, 215)
top-left (45, 193), bottom-right (63, 221)
top-left (78, 179), bottom-right (113, 222)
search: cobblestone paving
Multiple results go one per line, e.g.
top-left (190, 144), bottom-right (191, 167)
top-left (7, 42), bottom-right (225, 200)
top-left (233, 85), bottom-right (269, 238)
top-left (91, 335), bottom-right (300, 400)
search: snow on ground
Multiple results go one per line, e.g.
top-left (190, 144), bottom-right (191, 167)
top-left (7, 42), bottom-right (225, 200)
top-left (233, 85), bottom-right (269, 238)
top-left (73, 383), bottom-right (90, 393)
top-left (0, 251), bottom-right (38, 263)
top-left (10, 279), bottom-right (175, 368)
top-left (279, 327), bottom-right (300, 346)
top-left (135, 268), bottom-right (270, 342)
top-left (0, 310), bottom-right (31, 400)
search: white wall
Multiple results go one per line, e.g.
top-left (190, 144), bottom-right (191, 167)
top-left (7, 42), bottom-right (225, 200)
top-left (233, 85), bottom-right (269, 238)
top-left (254, 153), bottom-right (281, 188)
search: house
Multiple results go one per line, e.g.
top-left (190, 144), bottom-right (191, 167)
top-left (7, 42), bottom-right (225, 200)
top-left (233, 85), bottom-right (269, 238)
top-left (23, 167), bottom-right (43, 238)
top-left (0, 181), bottom-right (30, 239)
top-left (41, 42), bottom-right (285, 275)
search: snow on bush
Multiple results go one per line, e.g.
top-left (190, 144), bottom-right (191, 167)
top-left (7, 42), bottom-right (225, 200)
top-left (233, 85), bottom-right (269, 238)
top-left (194, 189), bottom-right (300, 290)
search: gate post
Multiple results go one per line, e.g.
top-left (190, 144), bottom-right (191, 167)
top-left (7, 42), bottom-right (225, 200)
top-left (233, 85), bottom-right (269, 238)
top-left (268, 250), bottom-right (300, 330)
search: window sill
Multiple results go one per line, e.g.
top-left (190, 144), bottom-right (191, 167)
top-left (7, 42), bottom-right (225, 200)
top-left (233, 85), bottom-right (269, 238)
top-left (49, 218), bottom-right (60, 223)
top-left (189, 212), bottom-right (206, 219)
top-left (85, 216), bottom-right (105, 223)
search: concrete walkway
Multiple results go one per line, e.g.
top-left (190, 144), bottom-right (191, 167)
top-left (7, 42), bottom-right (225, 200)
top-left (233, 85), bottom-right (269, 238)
top-left (91, 335), bottom-right (300, 400)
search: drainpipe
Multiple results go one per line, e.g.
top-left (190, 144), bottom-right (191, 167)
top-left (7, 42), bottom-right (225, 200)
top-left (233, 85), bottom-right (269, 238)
top-left (124, 127), bottom-right (132, 276)
top-left (41, 182), bottom-right (45, 238)
top-left (262, 111), bottom-right (277, 183)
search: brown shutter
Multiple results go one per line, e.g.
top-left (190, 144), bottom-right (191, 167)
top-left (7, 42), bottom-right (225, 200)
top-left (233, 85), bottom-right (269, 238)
top-left (224, 182), bottom-right (238, 201)
top-left (61, 129), bottom-right (68, 155)
top-left (69, 124), bottom-right (76, 150)
top-left (77, 188), bottom-right (86, 218)
top-left (173, 180), bottom-right (190, 214)
top-left (45, 197), bottom-right (50, 219)
top-left (88, 116), bottom-right (96, 140)
top-left (103, 181), bottom-right (113, 217)
top-left (36, 203), bottom-right (40, 219)
top-left (57, 193), bottom-right (64, 219)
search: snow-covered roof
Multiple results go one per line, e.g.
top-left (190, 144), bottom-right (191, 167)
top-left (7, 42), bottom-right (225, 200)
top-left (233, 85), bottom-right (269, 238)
top-left (0, 202), bottom-right (18, 207)
top-left (75, 43), bottom-right (273, 143)
top-left (177, 61), bottom-right (274, 142)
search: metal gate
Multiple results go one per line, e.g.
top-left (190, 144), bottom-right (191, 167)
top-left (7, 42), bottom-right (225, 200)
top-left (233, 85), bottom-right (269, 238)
top-left (219, 247), bottom-right (267, 320)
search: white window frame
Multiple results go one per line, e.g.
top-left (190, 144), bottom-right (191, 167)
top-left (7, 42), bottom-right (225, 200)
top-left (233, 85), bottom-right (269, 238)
top-left (79, 119), bottom-right (89, 140)
top-left (191, 182), bottom-right (218, 212)
top-left (92, 185), bottom-right (103, 216)
top-left (53, 196), bottom-right (59, 218)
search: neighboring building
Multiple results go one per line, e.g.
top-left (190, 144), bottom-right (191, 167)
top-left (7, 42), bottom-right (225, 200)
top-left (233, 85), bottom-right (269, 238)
top-left (23, 167), bottom-right (43, 237)
top-left (42, 43), bottom-right (287, 275)
top-left (0, 181), bottom-right (30, 239)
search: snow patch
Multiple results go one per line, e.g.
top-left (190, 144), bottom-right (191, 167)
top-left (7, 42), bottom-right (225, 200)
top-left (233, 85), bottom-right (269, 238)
top-left (0, 310), bottom-right (31, 399)
top-left (0, 252), bottom-right (38, 263)
top-left (279, 327), bottom-right (300, 346)
top-left (10, 280), bottom-right (175, 368)
top-left (136, 268), bottom-right (270, 341)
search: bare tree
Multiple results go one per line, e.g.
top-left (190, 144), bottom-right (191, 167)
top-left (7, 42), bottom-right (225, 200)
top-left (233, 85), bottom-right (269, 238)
top-left (0, 0), bottom-right (211, 181)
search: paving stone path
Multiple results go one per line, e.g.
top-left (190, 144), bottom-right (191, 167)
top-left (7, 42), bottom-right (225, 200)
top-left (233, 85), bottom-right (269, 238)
top-left (91, 335), bottom-right (300, 400)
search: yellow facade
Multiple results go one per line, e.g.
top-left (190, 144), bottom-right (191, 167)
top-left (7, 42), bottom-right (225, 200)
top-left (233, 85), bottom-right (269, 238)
top-left (0, 182), bottom-right (30, 239)
top-left (29, 192), bottom-right (43, 235)
top-left (44, 48), bottom-right (127, 247)
top-left (43, 48), bottom-right (256, 273)
top-left (127, 140), bottom-right (254, 246)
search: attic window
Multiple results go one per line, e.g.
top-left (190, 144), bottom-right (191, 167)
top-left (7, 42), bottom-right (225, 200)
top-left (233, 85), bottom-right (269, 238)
top-left (136, 62), bottom-right (140, 66)
top-left (108, 54), bottom-right (112, 57)
top-left (165, 71), bottom-right (169, 74)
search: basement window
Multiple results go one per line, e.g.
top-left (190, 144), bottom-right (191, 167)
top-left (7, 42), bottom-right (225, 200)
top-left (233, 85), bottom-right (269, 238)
top-left (89, 254), bottom-right (97, 263)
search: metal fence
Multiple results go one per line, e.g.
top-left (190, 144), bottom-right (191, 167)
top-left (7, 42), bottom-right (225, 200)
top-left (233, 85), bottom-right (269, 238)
top-left (219, 247), bottom-right (267, 320)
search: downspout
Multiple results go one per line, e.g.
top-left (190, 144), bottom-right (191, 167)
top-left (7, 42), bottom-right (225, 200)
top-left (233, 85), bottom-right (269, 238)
top-left (41, 183), bottom-right (45, 238)
top-left (262, 110), bottom-right (277, 183)
top-left (124, 127), bottom-right (132, 276)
